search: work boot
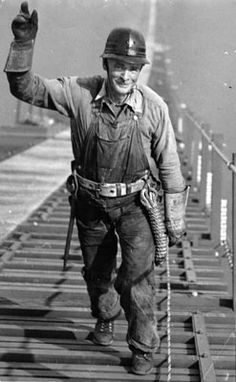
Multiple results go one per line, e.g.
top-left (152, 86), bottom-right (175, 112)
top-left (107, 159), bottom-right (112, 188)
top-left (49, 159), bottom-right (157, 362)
top-left (93, 318), bottom-right (114, 346)
top-left (131, 348), bottom-right (154, 375)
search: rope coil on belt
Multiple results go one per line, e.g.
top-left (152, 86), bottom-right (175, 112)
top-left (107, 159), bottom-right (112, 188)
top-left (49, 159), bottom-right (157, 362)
top-left (140, 184), bottom-right (172, 380)
top-left (140, 184), bottom-right (168, 266)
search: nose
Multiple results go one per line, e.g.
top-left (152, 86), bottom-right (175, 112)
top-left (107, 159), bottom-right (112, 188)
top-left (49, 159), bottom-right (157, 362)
top-left (120, 69), bottom-right (130, 80)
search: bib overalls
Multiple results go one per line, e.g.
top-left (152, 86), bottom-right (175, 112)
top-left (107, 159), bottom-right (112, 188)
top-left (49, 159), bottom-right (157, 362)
top-left (75, 98), bottom-right (160, 353)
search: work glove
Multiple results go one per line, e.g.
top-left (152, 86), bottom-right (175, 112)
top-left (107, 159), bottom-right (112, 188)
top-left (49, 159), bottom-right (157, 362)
top-left (4, 2), bottom-right (38, 72)
top-left (164, 186), bottom-right (190, 247)
top-left (11, 1), bottom-right (38, 42)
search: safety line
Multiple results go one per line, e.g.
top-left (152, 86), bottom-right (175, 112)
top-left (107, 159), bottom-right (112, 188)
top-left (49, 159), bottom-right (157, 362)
top-left (166, 246), bottom-right (172, 382)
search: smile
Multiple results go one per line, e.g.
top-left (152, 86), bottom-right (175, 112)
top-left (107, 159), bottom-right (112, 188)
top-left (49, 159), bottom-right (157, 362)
top-left (116, 82), bottom-right (131, 88)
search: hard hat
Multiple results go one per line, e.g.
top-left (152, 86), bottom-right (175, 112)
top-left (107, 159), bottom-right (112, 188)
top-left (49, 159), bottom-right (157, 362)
top-left (101, 27), bottom-right (150, 65)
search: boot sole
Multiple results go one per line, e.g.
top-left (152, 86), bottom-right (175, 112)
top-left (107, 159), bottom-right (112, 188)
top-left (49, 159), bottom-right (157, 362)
top-left (130, 366), bottom-right (153, 375)
top-left (92, 335), bottom-right (114, 346)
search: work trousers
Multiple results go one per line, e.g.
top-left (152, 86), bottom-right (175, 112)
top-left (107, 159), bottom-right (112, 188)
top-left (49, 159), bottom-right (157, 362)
top-left (75, 189), bottom-right (160, 353)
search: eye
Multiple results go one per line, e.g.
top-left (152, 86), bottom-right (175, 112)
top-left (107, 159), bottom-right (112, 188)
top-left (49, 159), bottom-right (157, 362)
top-left (130, 65), bottom-right (141, 72)
top-left (114, 62), bottom-right (124, 70)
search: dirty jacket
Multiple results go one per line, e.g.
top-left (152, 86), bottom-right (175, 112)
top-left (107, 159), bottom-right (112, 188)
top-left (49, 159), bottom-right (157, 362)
top-left (7, 72), bottom-right (185, 192)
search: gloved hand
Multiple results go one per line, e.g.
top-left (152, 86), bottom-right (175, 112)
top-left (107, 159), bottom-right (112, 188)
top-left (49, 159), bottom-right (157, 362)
top-left (4, 1), bottom-right (38, 72)
top-left (164, 186), bottom-right (189, 247)
top-left (11, 1), bottom-right (38, 42)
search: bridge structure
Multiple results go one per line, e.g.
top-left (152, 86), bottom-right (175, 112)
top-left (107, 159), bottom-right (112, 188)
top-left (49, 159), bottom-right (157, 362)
top-left (0, 28), bottom-right (235, 382)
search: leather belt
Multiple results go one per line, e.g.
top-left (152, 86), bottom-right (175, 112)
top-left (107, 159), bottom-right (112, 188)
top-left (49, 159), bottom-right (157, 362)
top-left (76, 173), bottom-right (148, 198)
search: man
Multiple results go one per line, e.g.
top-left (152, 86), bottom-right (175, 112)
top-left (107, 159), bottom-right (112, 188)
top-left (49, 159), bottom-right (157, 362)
top-left (4, 2), bottom-right (187, 376)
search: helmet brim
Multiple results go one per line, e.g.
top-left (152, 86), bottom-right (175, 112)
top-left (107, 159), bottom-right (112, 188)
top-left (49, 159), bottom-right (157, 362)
top-left (101, 53), bottom-right (150, 65)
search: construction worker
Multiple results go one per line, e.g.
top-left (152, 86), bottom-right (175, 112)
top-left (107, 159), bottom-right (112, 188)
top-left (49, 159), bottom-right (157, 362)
top-left (4, 2), bottom-right (188, 375)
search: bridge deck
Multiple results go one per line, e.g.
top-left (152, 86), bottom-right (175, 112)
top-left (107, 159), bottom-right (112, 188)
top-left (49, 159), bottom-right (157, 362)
top-left (0, 49), bottom-right (235, 382)
top-left (0, 182), bottom-right (235, 381)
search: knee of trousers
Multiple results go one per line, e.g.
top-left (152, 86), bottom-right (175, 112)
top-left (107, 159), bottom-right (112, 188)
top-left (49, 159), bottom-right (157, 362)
top-left (82, 266), bottom-right (121, 320)
top-left (89, 287), bottom-right (121, 320)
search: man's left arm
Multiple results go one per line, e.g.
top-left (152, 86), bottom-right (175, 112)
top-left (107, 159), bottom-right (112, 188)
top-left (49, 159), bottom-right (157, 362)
top-left (153, 102), bottom-right (189, 246)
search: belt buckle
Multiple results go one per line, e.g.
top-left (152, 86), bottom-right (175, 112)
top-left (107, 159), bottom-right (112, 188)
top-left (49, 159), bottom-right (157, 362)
top-left (99, 183), bottom-right (119, 197)
top-left (104, 184), bottom-right (117, 197)
top-left (95, 182), bottom-right (103, 198)
top-left (120, 183), bottom-right (127, 196)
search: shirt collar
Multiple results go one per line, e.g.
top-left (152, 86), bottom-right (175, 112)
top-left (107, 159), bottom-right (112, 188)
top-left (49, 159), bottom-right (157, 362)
top-left (94, 79), bottom-right (143, 114)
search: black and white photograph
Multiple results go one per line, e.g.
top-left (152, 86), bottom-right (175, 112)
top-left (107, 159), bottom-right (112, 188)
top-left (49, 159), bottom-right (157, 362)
top-left (0, 0), bottom-right (235, 380)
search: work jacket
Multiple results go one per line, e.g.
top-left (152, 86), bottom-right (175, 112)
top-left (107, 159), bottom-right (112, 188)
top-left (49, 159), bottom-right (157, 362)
top-left (7, 72), bottom-right (185, 192)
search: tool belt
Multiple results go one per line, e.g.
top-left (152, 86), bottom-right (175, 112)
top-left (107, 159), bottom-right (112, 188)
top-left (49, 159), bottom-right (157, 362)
top-left (75, 173), bottom-right (149, 198)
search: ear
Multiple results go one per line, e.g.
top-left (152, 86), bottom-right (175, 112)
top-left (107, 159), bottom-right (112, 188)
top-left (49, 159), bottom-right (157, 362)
top-left (102, 58), bottom-right (108, 71)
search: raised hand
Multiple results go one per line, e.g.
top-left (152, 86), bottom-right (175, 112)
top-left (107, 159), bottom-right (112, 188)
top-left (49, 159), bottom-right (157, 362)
top-left (11, 1), bottom-right (38, 42)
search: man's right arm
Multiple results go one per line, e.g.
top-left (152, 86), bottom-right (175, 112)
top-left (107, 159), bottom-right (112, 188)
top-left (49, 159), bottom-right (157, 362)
top-left (4, 1), bottom-right (48, 109)
top-left (6, 71), bottom-right (49, 108)
top-left (4, 1), bottom-right (37, 74)
top-left (4, 2), bottom-right (74, 117)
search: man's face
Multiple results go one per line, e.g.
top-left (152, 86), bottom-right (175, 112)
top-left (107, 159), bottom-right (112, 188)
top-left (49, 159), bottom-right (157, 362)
top-left (106, 59), bottom-right (142, 97)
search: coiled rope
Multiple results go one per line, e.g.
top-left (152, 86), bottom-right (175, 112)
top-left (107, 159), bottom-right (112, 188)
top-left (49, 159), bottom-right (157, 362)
top-left (140, 184), bottom-right (168, 266)
top-left (140, 184), bottom-right (172, 380)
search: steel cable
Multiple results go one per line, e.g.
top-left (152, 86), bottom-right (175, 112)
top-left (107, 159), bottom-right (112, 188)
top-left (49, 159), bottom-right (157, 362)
top-left (166, 245), bottom-right (172, 382)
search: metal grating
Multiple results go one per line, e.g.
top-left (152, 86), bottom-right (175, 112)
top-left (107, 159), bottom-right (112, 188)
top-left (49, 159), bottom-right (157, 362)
top-left (0, 186), bottom-right (235, 381)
